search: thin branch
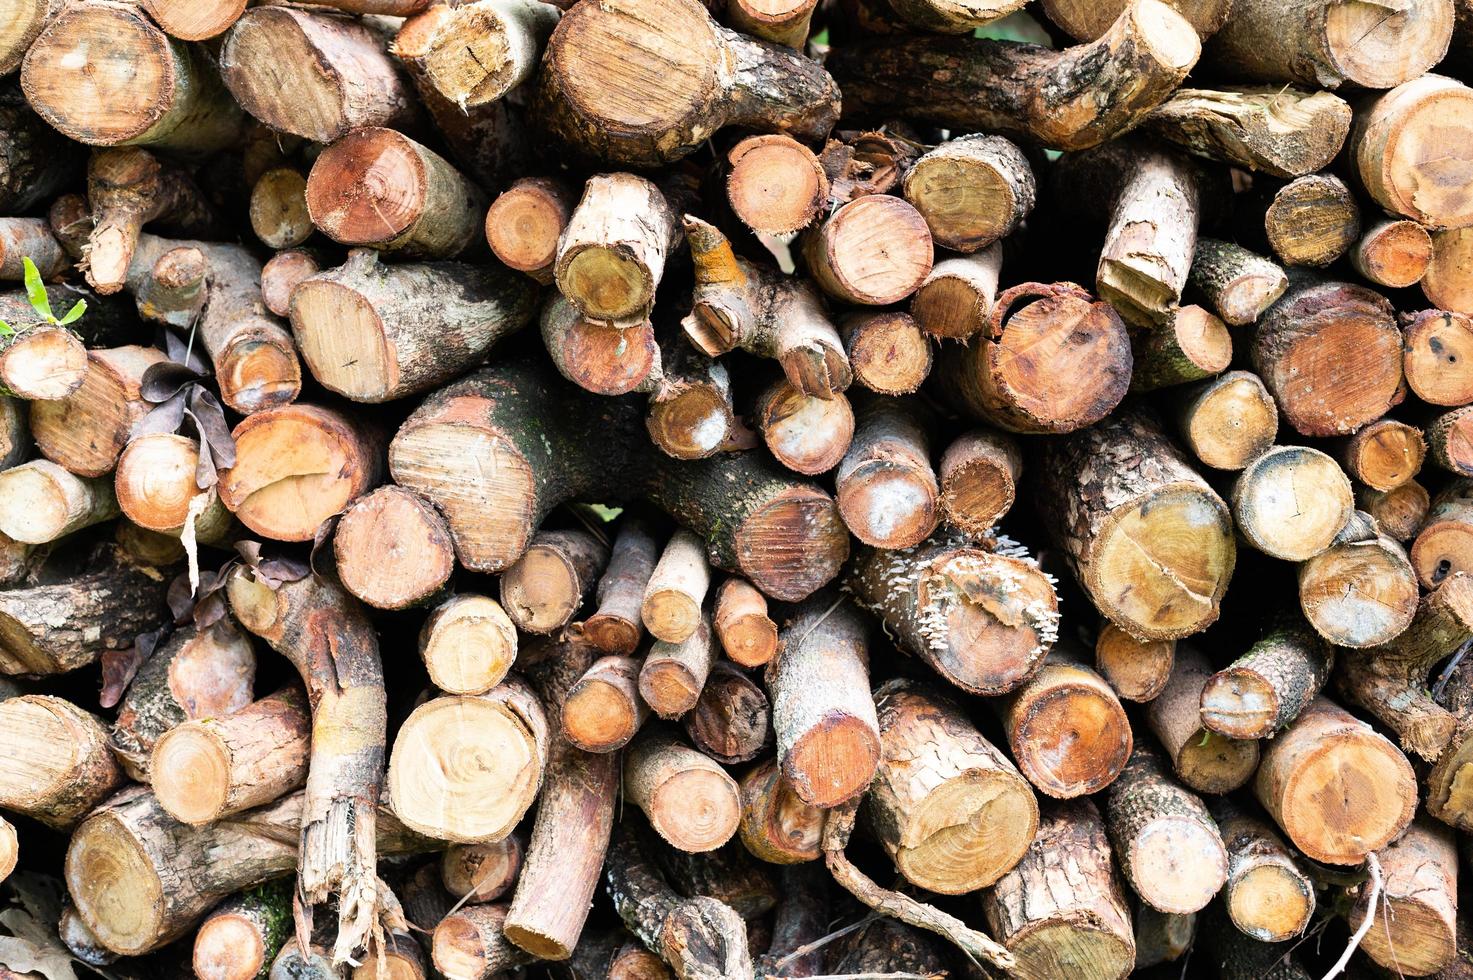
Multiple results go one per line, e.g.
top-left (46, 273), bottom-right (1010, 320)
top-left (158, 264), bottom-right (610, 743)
top-left (1320, 852), bottom-right (1384, 980)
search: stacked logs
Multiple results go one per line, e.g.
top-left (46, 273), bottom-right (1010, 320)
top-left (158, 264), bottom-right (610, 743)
top-left (4, 0), bottom-right (1473, 978)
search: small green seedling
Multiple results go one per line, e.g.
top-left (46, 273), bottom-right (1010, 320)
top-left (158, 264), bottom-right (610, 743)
top-left (0, 257), bottom-right (86, 337)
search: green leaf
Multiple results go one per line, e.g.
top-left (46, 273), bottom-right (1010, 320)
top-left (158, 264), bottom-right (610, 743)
top-left (57, 300), bottom-right (86, 326)
top-left (586, 503), bottom-right (624, 522)
top-left (0, 320), bottom-right (11, 338)
top-left (21, 258), bottom-right (52, 322)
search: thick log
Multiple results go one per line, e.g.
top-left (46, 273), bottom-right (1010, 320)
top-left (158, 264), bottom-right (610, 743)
top-left (1254, 696), bottom-right (1416, 865)
top-left (1169, 370), bottom-right (1278, 471)
top-left (0, 695), bottom-right (126, 829)
top-left (1353, 75), bottom-right (1473, 230)
top-left (1142, 86), bottom-right (1351, 179)
top-left (29, 345), bottom-right (167, 477)
top-left (1404, 309), bottom-right (1473, 407)
top-left (1094, 623), bottom-right (1174, 702)
top-left (542, 295), bottom-right (661, 397)
top-left (1036, 406), bottom-right (1235, 640)
top-left (736, 758), bottom-right (822, 865)
top-left (1187, 238), bottom-right (1287, 326)
top-left (901, 134), bottom-right (1034, 253)
top-left (725, 135), bottom-right (828, 236)
top-left (334, 485), bottom-right (454, 610)
top-left (114, 435), bottom-right (233, 544)
top-left (802, 195), bottom-right (933, 306)
top-left (754, 380), bottom-right (854, 476)
top-left (563, 655), bottom-right (647, 752)
top-left (1146, 647), bottom-right (1259, 794)
top-left (835, 395), bottom-right (939, 549)
top-left (1040, 0), bottom-right (1231, 40)
top-left (910, 247), bottom-right (1002, 340)
top-left (840, 311), bottom-right (932, 396)
top-left (1300, 515), bottom-right (1418, 648)
top-left (533, 0), bottom-right (839, 166)
top-left (0, 460), bottom-right (117, 545)
top-left (485, 177), bottom-right (575, 284)
top-left (846, 532), bottom-right (1059, 695)
top-left (712, 578), bottom-right (777, 668)
top-left (642, 529), bottom-right (712, 645)
top-left (419, 594), bottom-right (518, 696)
top-left (1213, 800), bottom-right (1315, 943)
top-left (640, 618), bottom-right (716, 720)
top-left (152, 687), bottom-right (311, 826)
top-left (625, 729), bottom-right (740, 853)
top-left (579, 519), bottom-right (658, 656)
top-left (1200, 620), bottom-right (1332, 740)
top-left (1128, 304), bottom-right (1231, 392)
top-left (500, 528), bottom-right (608, 635)
top-left (937, 427), bottom-right (1020, 535)
top-left (1262, 173), bottom-right (1360, 268)
top-left (827, 0), bottom-right (1200, 151)
top-left (683, 661), bottom-right (768, 764)
top-left (394, 0), bottom-right (559, 110)
top-left (1350, 820), bottom-right (1458, 976)
top-left (443, 836), bottom-right (523, 904)
top-left (192, 882), bottom-right (293, 980)
top-left (1231, 445), bottom-right (1353, 561)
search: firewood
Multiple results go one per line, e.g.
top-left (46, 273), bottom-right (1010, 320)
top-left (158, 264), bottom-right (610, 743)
top-left (0, 695), bottom-right (126, 828)
top-left (847, 532), bottom-right (1059, 695)
top-left (910, 247), bottom-right (1002, 340)
top-left (0, 818), bottom-right (13, 887)
top-left (0, 460), bottom-right (117, 545)
top-left (433, 903), bottom-right (536, 980)
top-left (579, 519), bottom-right (658, 656)
top-left (110, 620), bottom-right (256, 780)
top-left (1203, 0), bottom-right (1452, 88)
top-left (1200, 619), bottom-right (1332, 740)
top-left (485, 177), bottom-right (575, 284)
top-left (866, 678), bottom-right (1037, 894)
top-left (552, 175), bottom-right (679, 328)
top-left (1128, 304), bottom-right (1231, 392)
top-left (21, 1), bottom-right (246, 152)
top-left (840, 311), bottom-right (933, 396)
top-left (271, 939), bottom-right (341, 980)
top-left (682, 661), bottom-right (767, 765)
top-left (500, 528), bottom-right (608, 635)
top-left (1415, 480), bottom-right (1473, 592)
top-left (639, 530), bottom-right (711, 646)
top-left (443, 836), bottom-right (523, 903)
top-left (755, 379), bottom-right (855, 475)
top-left (191, 882), bottom-right (293, 980)
top-left (1361, 479), bottom-right (1432, 543)
top-left (1337, 418), bottom-right (1426, 492)
top-left (542, 296), bottom-right (661, 397)
top-left (1299, 513), bottom-right (1419, 648)
top-left (151, 686), bottom-right (311, 826)
top-left (938, 281), bottom-right (1133, 433)
top-left (1354, 75), bottom-right (1473, 230)
top-left (712, 578), bottom-right (778, 668)
top-left (226, 569), bottom-right (388, 962)
top-left (1133, 908), bottom-right (1193, 970)
top-left (306, 129), bottom-right (487, 259)
top-left (829, 0), bottom-right (1200, 150)
top-left (1141, 86), bottom-right (1352, 178)
top-left (418, 594), bottom-right (518, 695)
top-left (29, 345), bottom-right (167, 477)
top-left (83, 148), bottom-right (216, 296)
top-left (937, 427), bottom-right (1021, 536)
top-left (390, 0), bottom-right (559, 111)
top-left (1428, 654), bottom-right (1473, 831)
top-left (1425, 226), bottom-right (1473, 314)
top-left (1213, 800), bottom-right (1315, 944)
top-left (999, 648), bottom-right (1132, 799)
top-left (503, 636), bottom-right (618, 959)
top-left (684, 217), bottom-right (852, 398)
top-left (625, 729), bottom-right (740, 854)
top-left (647, 341), bottom-right (739, 462)
top-left (1429, 405), bottom-right (1473, 476)
top-left (219, 403), bottom-right (383, 542)
top-left (1169, 370), bottom-right (1279, 470)
top-left (1037, 407), bottom-right (1235, 640)
top-left (0, 396), bottom-right (25, 472)
top-left (334, 485), bottom-right (454, 610)
top-left (221, 8), bottom-right (420, 144)
top-left (1232, 445), bottom-right (1354, 561)
top-left (901, 135), bottom-right (1035, 253)
top-left (1187, 238), bottom-right (1287, 326)
top-left (1199, 906), bottom-right (1313, 980)
top-left (1349, 820), bottom-right (1459, 976)
top-left (1351, 219), bottom-right (1435, 289)
top-left (114, 435), bottom-right (234, 544)
top-left (388, 675), bottom-right (548, 843)
top-left (1146, 647), bottom-right (1260, 794)
top-left (563, 654), bottom-right (648, 752)
top-left (1262, 173), bottom-right (1361, 268)
top-left (0, 218), bottom-right (67, 282)
top-left (1403, 309), bottom-right (1473, 407)
top-left (533, 0), bottom-right (839, 167)
top-left (724, 0), bottom-right (819, 45)
top-left (291, 249), bottom-right (535, 403)
top-left (725, 135), bottom-right (828, 236)
top-left (640, 619), bottom-right (716, 720)
top-left (1094, 622), bottom-right (1175, 702)
top-left (0, 0), bottom-right (63, 76)
top-left (0, 281), bottom-right (139, 402)
top-left (835, 395), bottom-right (939, 549)
top-left (736, 758), bottom-right (822, 865)
top-left (979, 798), bottom-right (1136, 980)
top-left (1041, 0), bottom-right (1231, 40)
top-left (354, 934), bottom-right (426, 980)
top-left (1254, 696), bottom-right (1416, 865)
top-left (802, 195), bottom-right (933, 306)
top-left (0, 545), bottom-right (172, 675)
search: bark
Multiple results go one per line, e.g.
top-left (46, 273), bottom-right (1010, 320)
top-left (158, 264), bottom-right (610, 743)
top-left (1142, 86), bottom-right (1351, 179)
top-left (1035, 406), bottom-right (1236, 640)
top-left (334, 486), bottom-right (454, 611)
top-left (1254, 696), bottom-right (1417, 865)
top-left (0, 0), bottom-right (64, 77)
top-left (1132, 908), bottom-right (1194, 970)
top-left (500, 528), bottom-right (608, 635)
top-left (937, 427), bottom-right (1021, 536)
top-left (1353, 74), bottom-right (1473, 231)
top-left (1337, 574), bottom-right (1473, 761)
top-left (418, 593), bottom-right (518, 695)
top-left (640, 617), bottom-right (717, 720)
top-left (152, 686), bottom-right (311, 826)
top-left (1187, 238), bottom-right (1287, 326)
top-left (110, 620), bottom-right (256, 780)
top-left (865, 678), bottom-right (1038, 895)
top-left (830, 0), bottom-right (1199, 150)
top-left (579, 518), bottom-right (658, 656)
top-left (1094, 622), bottom-right (1175, 702)
top-left (1262, 174), bottom-right (1361, 268)
top-left (683, 217), bottom-right (852, 398)
top-left (290, 248), bottom-right (535, 403)
top-left (643, 529), bottom-right (713, 645)
top-left (484, 176), bottom-right (576, 284)
top-left (910, 247), bottom-right (1002, 341)
top-left (1351, 820), bottom-right (1459, 976)
top-left (306, 128), bottom-right (487, 259)
top-left (432, 903), bottom-right (536, 980)
top-left (1430, 406), bottom-right (1473, 477)
top-left (533, 0), bottom-right (840, 167)
top-left (901, 134), bottom-right (1034, 253)
top-left (221, 8), bottom-right (421, 144)
top-left (218, 403), bottom-right (384, 542)
top-left (801, 195), bottom-right (933, 306)
top-left (840, 311), bottom-right (932, 396)
top-left (0, 396), bottom-right (24, 472)
top-left (834, 395), bottom-right (939, 549)
top-left (935, 281), bottom-right (1132, 434)
top-left (1302, 515), bottom-right (1420, 648)
top-left (846, 531), bottom-right (1059, 695)
top-left (226, 569), bottom-right (389, 963)
top-left (29, 345), bottom-right (168, 477)
top-left (0, 217), bottom-right (67, 282)
top-left (736, 758), bottom-right (822, 865)
top-left (192, 881), bottom-right (293, 980)
top-left (1145, 646), bottom-right (1260, 794)
top-left (21, 2), bottom-right (247, 152)
top-left (0, 460), bottom-right (117, 545)
top-left (1200, 619), bottom-right (1332, 743)
top-left (979, 798), bottom-right (1135, 980)
top-left (683, 661), bottom-right (769, 764)
top-left (443, 836), bottom-right (524, 904)
top-left (768, 596), bottom-right (881, 808)
top-left (392, 0), bottom-right (560, 110)
top-left (0, 280), bottom-right (139, 402)
top-left (1040, 0), bottom-right (1231, 40)
top-left (0, 694), bottom-right (126, 829)
top-left (712, 578), bottom-right (777, 668)
top-left (114, 435), bottom-right (234, 544)
top-left (1404, 310), bottom-right (1473, 407)
top-left (84, 148), bottom-right (216, 295)
top-left (725, 135), bottom-right (828, 235)
top-left (0, 544), bottom-right (172, 675)
top-left (1213, 800), bottom-right (1315, 944)
top-left (1425, 226), bottom-right (1473, 315)
top-left (563, 654), bottom-right (648, 752)
top-left (387, 676), bottom-right (548, 843)
top-left (755, 379), bottom-right (855, 476)
top-left (0, 83), bottom-right (77, 215)
top-left (1128, 304), bottom-right (1231, 392)
top-left (1354, 219), bottom-right (1435, 288)
top-left (998, 648), bottom-right (1133, 799)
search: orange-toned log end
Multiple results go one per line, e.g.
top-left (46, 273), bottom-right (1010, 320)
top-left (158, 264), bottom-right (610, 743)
top-left (1403, 309), bottom-right (1473, 407)
top-left (1094, 624), bottom-right (1174, 703)
top-left (938, 429), bottom-right (1019, 535)
top-left (734, 486), bottom-right (850, 602)
top-left (647, 382), bottom-right (736, 461)
top-left (0, 326), bottom-right (88, 401)
top-left (150, 726), bottom-right (232, 826)
top-left (726, 134), bottom-right (828, 236)
top-left (306, 127), bottom-right (427, 246)
top-left (563, 673), bottom-right (642, 752)
top-left (805, 196), bottom-right (933, 306)
top-left (714, 579), bottom-right (779, 668)
top-left (260, 250), bottom-right (322, 319)
top-left (842, 311), bottom-right (932, 396)
top-left (192, 914), bottom-right (268, 980)
top-left (1354, 219), bottom-right (1433, 289)
top-left (335, 485), bottom-right (455, 610)
top-left (1198, 668), bottom-right (1278, 741)
top-left (578, 616), bottom-right (642, 659)
top-left (215, 327), bottom-right (302, 416)
top-left (486, 178), bottom-right (573, 283)
top-left (1010, 676), bottom-right (1133, 799)
top-left (784, 713), bottom-right (882, 809)
top-left (565, 320), bottom-right (659, 395)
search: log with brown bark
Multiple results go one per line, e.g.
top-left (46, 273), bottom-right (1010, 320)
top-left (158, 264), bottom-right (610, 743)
top-left (640, 617), bottom-right (717, 720)
top-left (563, 654), bottom-right (648, 752)
top-left (0, 694), bottom-right (126, 829)
top-left (683, 661), bottom-right (768, 764)
top-left (840, 311), bottom-right (932, 396)
top-left (1231, 445), bottom-right (1354, 561)
top-left (555, 174), bottom-right (680, 328)
top-left (1187, 238), bottom-right (1287, 327)
top-left (754, 379), bottom-right (854, 476)
top-left (0, 459), bottom-right (118, 545)
top-left (834, 395), bottom-right (939, 549)
top-left (114, 435), bottom-right (234, 545)
top-left (1354, 219), bottom-right (1435, 289)
top-left (1261, 173), bottom-right (1361, 269)
top-left (1095, 622), bottom-right (1175, 703)
top-left (1200, 619), bottom-right (1333, 741)
top-left (1349, 819), bottom-right (1458, 976)
top-left (625, 729), bottom-right (741, 853)
top-left (901, 134), bottom-right (1034, 254)
top-left (1146, 646), bottom-right (1260, 794)
top-left (29, 345), bottom-right (168, 477)
top-left (1141, 86), bottom-right (1351, 178)
top-left (500, 527), bottom-right (608, 635)
top-left (579, 519), bottom-right (658, 656)
top-left (1128, 304), bottom-right (1231, 392)
top-left (937, 427), bottom-right (1021, 536)
top-left (391, 0), bottom-right (559, 111)
top-left (1362, 479), bottom-right (1433, 544)
top-left (83, 148), bottom-right (216, 296)
top-left (442, 836), bottom-right (524, 904)
top-left (910, 246), bottom-right (1002, 341)
top-left (192, 881), bottom-right (293, 980)
top-left (712, 578), bottom-right (778, 668)
top-left (249, 167), bottom-right (312, 250)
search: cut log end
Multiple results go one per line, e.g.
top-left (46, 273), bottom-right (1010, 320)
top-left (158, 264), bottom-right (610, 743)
top-left (648, 381), bottom-right (736, 460)
top-left (1403, 309), bottom-right (1473, 407)
top-left (1126, 815), bottom-right (1230, 915)
top-left (837, 457), bottom-right (939, 550)
top-left (714, 579), bottom-right (778, 668)
top-left (502, 541), bottom-right (595, 635)
top-left (306, 128), bottom-right (429, 245)
top-left (336, 486), bottom-right (455, 610)
top-left (805, 196), bottom-right (933, 306)
top-left (727, 135), bottom-right (828, 235)
top-left (1199, 668), bottom-right (1278, 741)
top-left (843, 312), bottom-right (932, 396)
top-left (260, 250), bottom-right (322, 319)
top-left (734, 486), bottom-right (849, 603)
top-left (150, 727), bottom-right (232, 826)
top-left (250, 168), bottom-right (312, 250)
top-left (193, 913), bottom-right (269, 980)
top-left (564, 671), bottom-right (643, 752)
top-left (1094, 624), bottom-right (1174, 702)
top-left (784, 714), bottom-right (882, 809)
top-left (487, 178), bottom-right (573, 281)
top-left (1354, 220), bottom-right (1433, 288)
top-left (1228, 862), bottom-right (1315, 944)
top-left (1009, 674), bottom-right (1132, 798)
top-left (757, 382), bottom-right (855, 476)
top-left (565, 319), bottom-right (660, 396)
top-left (421, 595), bottom-right (518, 696)
top-left (1233, 447), bottom-right (1353, 561)
top-left (0, 326), bottom-right (87, 401)
top-left (64, 813), bottom-right (163, 957)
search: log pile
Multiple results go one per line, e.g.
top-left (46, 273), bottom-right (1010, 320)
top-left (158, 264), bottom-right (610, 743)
top-left (6, 0), bottom-right (1473, 978)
